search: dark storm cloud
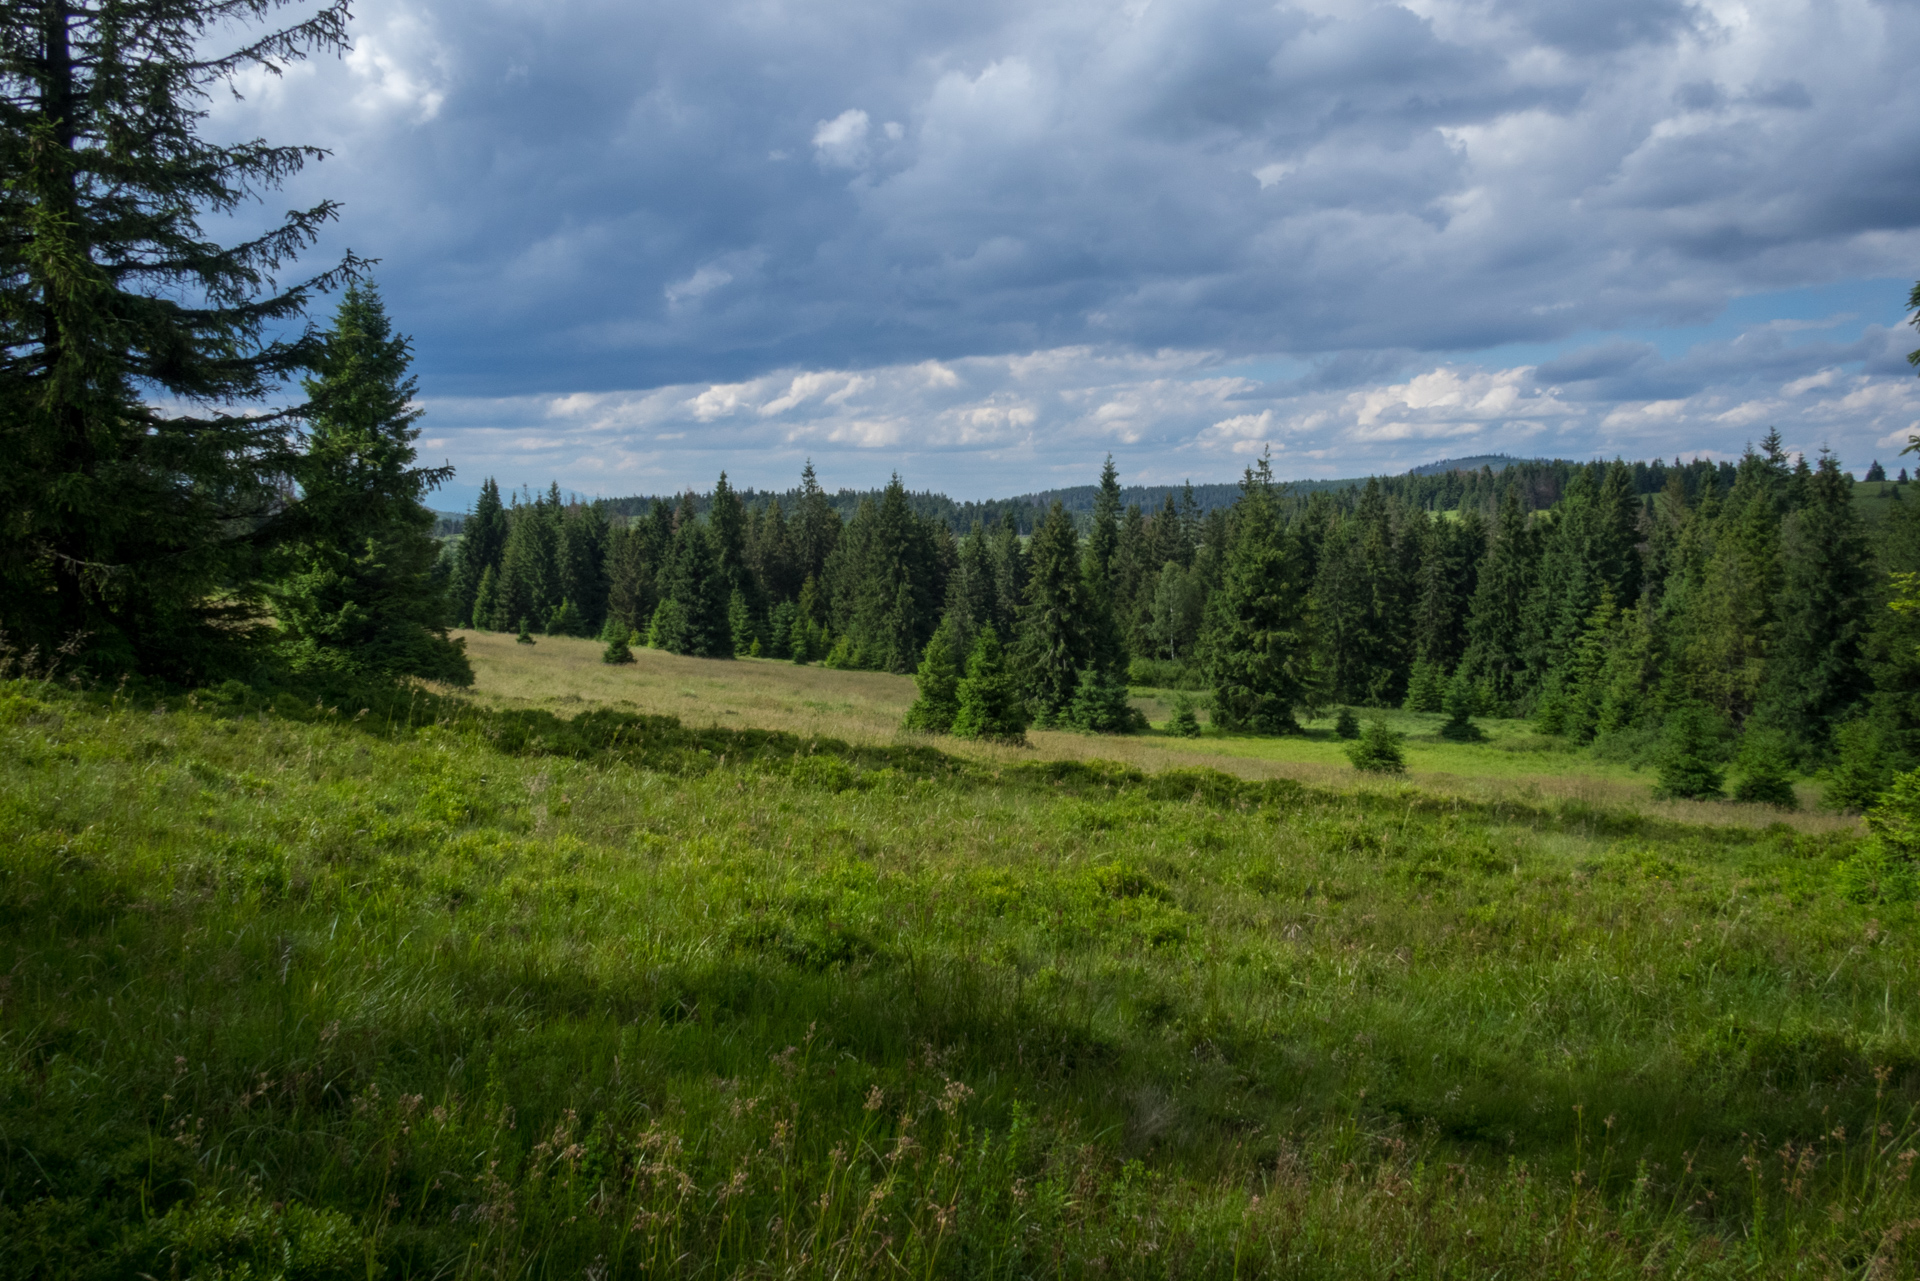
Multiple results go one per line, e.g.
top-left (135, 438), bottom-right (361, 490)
top-left (206, 0), bottom-right (1920, 501)
top-left (217, 0), bottom-right (1920, 399)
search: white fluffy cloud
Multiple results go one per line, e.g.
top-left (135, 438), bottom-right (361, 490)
top-left (416, 314), bottom-right (1920, 504)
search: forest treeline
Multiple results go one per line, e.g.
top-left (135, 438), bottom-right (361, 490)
top-left (494, 452), bottom-right (1740, 539)
top-left (445, 435), bottom-right (1919, 801)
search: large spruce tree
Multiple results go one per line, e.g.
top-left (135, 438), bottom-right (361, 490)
top-left (270, 284), bottom-right (469, 684)
top-left (1016, 502), bottom-right (1089, 725)
top-left (1756, 453), bottom-right (1873, 751)
top-left (1204, 453), bottom-right (1310, 733)
top-left (1, 0), bottom-right (355, 675)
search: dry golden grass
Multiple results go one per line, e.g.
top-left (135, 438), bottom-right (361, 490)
top-left (450, 629), bottom-right (1857, 833)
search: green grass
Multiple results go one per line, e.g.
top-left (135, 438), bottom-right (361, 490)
top-left (4, 676), bottom-right (1920, 1278)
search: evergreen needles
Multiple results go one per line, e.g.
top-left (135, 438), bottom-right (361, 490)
top-left (1346, 717), bottom-right (1407, 773)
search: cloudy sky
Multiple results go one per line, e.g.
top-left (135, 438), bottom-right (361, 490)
top-left (214, 0), bottom-right (1920, 504)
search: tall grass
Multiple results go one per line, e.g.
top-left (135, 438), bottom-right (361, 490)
top-left (1, 675), bottom-right (1914, 1277)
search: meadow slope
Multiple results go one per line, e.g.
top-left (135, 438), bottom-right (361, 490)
top-left (2, 670), bottom-right (1914, 1279)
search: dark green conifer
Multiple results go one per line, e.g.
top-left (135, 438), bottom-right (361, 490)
top-left (270, 285), bottom-right (470, 685)
top-left (1346, 718), bottom-right (1406, 773)
top-left (1732, 728), bottom-right (1797, 808)
top-left (1439, 668), bottom-right (1484, 741)
top-left (600, 616), bottom-right (634, 665)
top-left (1654, 707), bottom-right (1726, 800)
top-left (1167, 693), bottom-right (1203, 738)
top-left (953, 629), bottom-right (1029, 743)
top-left (515, 618), bottom-right (536, 645)
top-left (1403, 659), bottom-right (1445, 713)
top-left (646, 599), bottom-right (685, 650)
top-left (1460, 484), bottom-right (1535, 712)
top-left (1755, 453), bottom-right (1873, 751)
top-left (1334, 708), bottom-right (1360, 739)
top-left (661, 520), bottom-right (732, 657)
top-left (903, 623), bottom-right (961, 733)
top-left (449, 478), bottom-right (507, 628)
top-left (0, 0), bottom-right (354, 675)
top-left (472, 565), bottom-right (500, 633)
top-left (1016, 503), bottom-right (1089, 725)
top-left (1068, 663), bottom-right (1139, 734)
top-left (545, 599), bottom-right (584, 637)
top-left (1204, 453), bottom-right (1310, 734)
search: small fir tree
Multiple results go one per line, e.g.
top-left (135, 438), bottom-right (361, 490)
top-left (1403, 658), bottom-right (1446, 713)
top-left (903, 624), bottom-right (961, 733)
top-left (1654, 707), bottom-right (1726, 800)
top-left (1826, 720), bottom-right (1898, 811)
top-left (729, 590), bottom-right (756, 656)
top-left (767, 600), bottom-right (797, 658)
top-left (1732, 728), bottom-right (1797, 809)
top-left (472, 565), bottom-right (500, 632)
top-left (1167, 693), bottom-right (1203, 738)
top-left (953, 629), bottom-right (1029, 743)
top-left (515, 618), bottom-right (535, 645)
top-left (545, 599), bottom-right (584, 637)
top-left (646, 599), bottom-right (687, 650)
top-left (1346, 718), bottom-right (1406, 774)
top-left (1439, 669), bottom-right (1484, 742)
top-left (600, 616), bottom-right (634, 665)
top-left (1068, 663), bottom-right (1139, 734)
top-left (1333, 708), bottom-right (1360, 740)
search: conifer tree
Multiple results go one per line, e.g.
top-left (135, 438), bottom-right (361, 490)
top-left (943, 523), bottom-right (999, 660)
top-left (270, 285), bottom-right (470, 684)
top-left (990, 515), bottom-right (1028, 630)
top-left (544, 599), bottom-right (583, 637)
top-left (1167, 692), bottom-right (1202, 737)
top-left (1334, 707), bottom-right (1360, 739)
top-left (1346, 718), bottom-right (1406, 773)
top-left (558, 504), bottom-right (609, 633)
top-left (1068, 663), bottom-right (1138, 733)
top-left (728, 589), bottom-right (756, 656)
top-left (1204, 454), bottom-right (1310, 734)
top-left (1148, 562), bottom-right (1203, 662)
top-left (515, 618), bottom-right (535, 645)
top-left (1086, 456), bottom-right (1123, 599)
top-left (1403, 659), bottom-right (1445, 713)
top-left (1756, 453), bottom-right (1872, 751)
top-left (952, 628), bottom-right (1029, 743)
top-left (903, 622), bottom-right (961, 733)
top-left (1732, 728), bottom-right (1797, 808)
top-left (1655, 707), bottom-right (1726, 800)
top-left (661, 519), bottom-right (732, 657)
top-left (1016, 502), bottom-right (1089, 725)
top-left (1439, 668), bottom-right (1483, 741)
top-left (448, 478), bottom-right (506, 628)
top-left (472, 565), bottom-right (500, 633)
top-left (1461, 484), bottom-right (1535, 712)
top-left (0, 0), bottom-right (355, 675)
top-left (794, 461), bottom-right (841, 584)
top-left (599, 615), bottom-right (634, 665)
top-left (605, 520), bottom-right (658, 638)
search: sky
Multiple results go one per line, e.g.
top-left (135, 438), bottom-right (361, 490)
top-left (209, 0), bottom-right (1920, 506)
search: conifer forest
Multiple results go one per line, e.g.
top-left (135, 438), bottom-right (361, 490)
top-left (445, 440), bottom-right (1918, 801)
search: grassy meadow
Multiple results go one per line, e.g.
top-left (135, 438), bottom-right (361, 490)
top-left (457, 630), bottom-right (1843, 830)
top-left (3, 643), bottom-right (1915, 1278)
